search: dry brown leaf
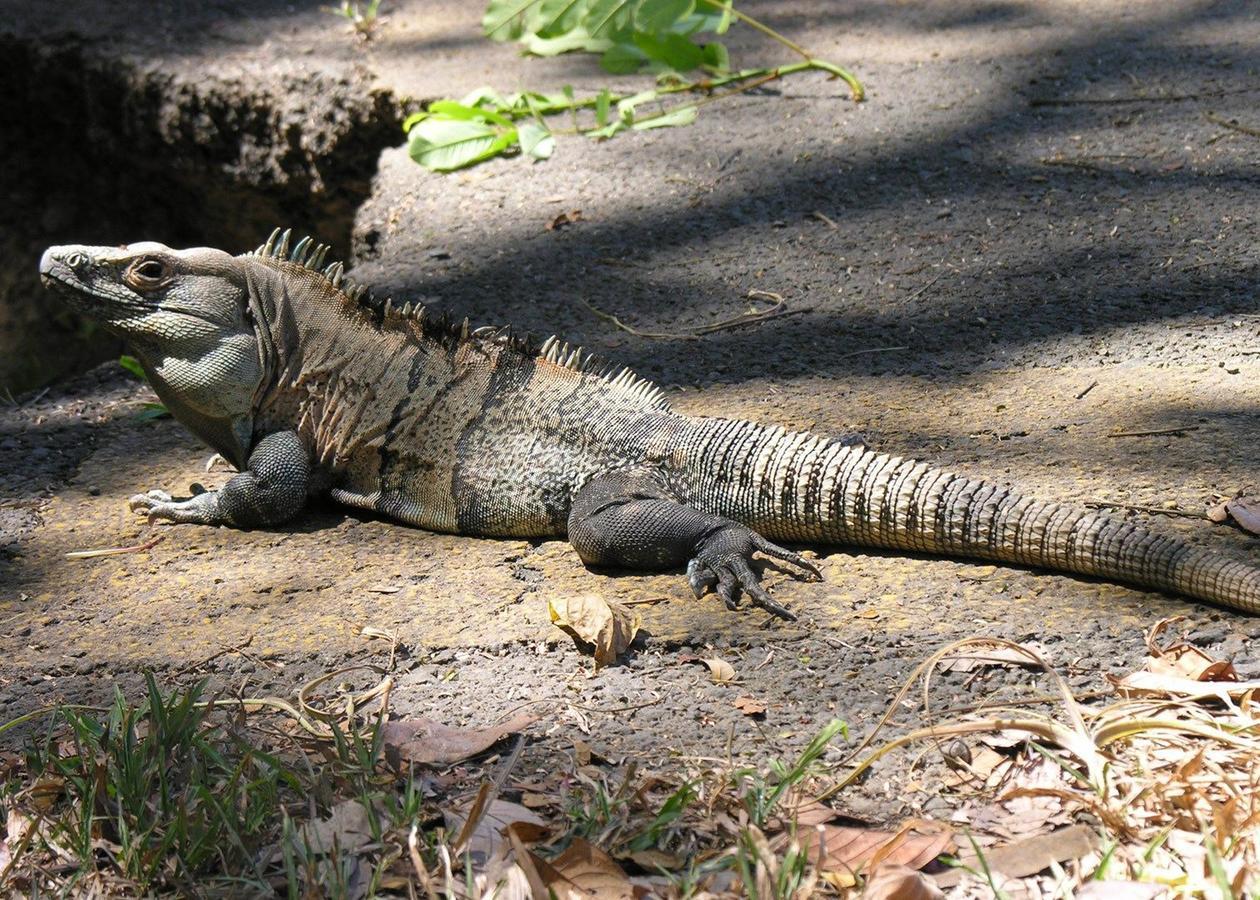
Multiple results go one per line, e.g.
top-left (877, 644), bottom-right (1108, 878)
top-left (381, 713), bottom-right (535, 766)
top-left (862, 865), bottom-right (944, 899)
top-left (548, 594), bottom-right (640, 667)
top-left (934, 824), bottom-right (1099, 888)
top-left (294, 799), bottom-right (375, 856)
top-left (776, 790), bottom-right (841, 827)
top-left (444, 799), bottom-right (545, 864)
top-left (937, 642), bottom-right (1051, 673)
top-left (733, 695), bottom-right (767, 717)
top-left (546, 209), bottom-right (584, 231)
top-left (542, 837), bottom-right (638, 899)
top-left (703, 656), bottom-right (736, 684)
top-left (1111, 671), bottom-right (1260, 700)
top-left (1145, 636), bottom-right (1237, 682)
top-left (1074, 882), bottom-right (1167, 899)
top-left (1225, 496), bottom-right (1260, 534)
top-left (797, 822), bottom-right (952, 886)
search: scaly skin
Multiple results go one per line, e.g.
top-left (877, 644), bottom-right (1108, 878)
top-left (39, 230), bottom-right (1260, 620)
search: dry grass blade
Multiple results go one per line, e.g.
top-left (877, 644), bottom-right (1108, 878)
top-left (65, 534), bottom-right (165, 558)
top-left (823, 637), bottom-right (1105, 798)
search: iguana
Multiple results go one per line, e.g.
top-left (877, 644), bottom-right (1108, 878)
top-left (39, 230), bottom-right (1260, 619)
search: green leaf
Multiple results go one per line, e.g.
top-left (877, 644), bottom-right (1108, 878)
top-left (458, 87), bottom-right (511, 110)
top-left (594, 88), bottom-right (612, 125)
top-left (616, 89), bottom-right (659, 122)
top-left (587, 119), bottom-right (628, 139)
top-left (518, 121), bottom-right (556, 159)
top-left (711, 0), bottom-right (733, 34)
top-left (428, 100), bottom-right (514, 126)
top-left (701, 40), bottom-right (729, 72)
top-left (118, 355), bottom-right (146, 380)
top-left (632, 29), bottom-right (706, 70)
top-left (534, 0), bottom-right (587, 36)
top-left (407, 117), bottom-right (518, 171)
top-left (522, 28), bottom-right (612, 55)
top-left (600, 41), bottom-right (648, 73)
top-left (633, 0), bottom-right (695, 32)
top-left (401, 111), bottom-right (428, 133)
top-left (630, 103), bottom-right (697, 129)
top-left (585, 0), bottom-right (637, 38)
top-left (483, 0), bottom-right (548, 39)
top-left (135, 403), bottom-right (170, 422)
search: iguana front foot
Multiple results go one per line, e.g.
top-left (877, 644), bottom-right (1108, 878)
top-left (568, 471), bottom-right (820, 621)
top-left (128, 431), bottom-right (311, 528)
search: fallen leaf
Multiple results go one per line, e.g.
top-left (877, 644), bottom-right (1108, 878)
top-left (938, 642), bottom-right (1050, 673)
top-left (733, 695), bottom-right (767, 717)
top-left (685, 650), bottom-right (735, 680)
top-left (547, 838), bottom-right (638, 899)
top-left (774, 790), bottom-right (840, 827)
top-left (381, 713), bottom-right (536, 766)
top-left (1109, 670), bottom-right (1260, 701)
top-left (1074, 882), bottom-right (1167, 899)
top-left (797, 822), bottom-right (952, 886)
top-left (862, 865), bottom-right (944, 899)
top-left (1142, 618), bottom-right (1238, 682)
top-left (548, 594), bottom-right (640, 667)
top-left (546, 209), bottom-right (583, 231)
top-left (445, 799), bottom-right (544, 864)
top-left (1225, 497), bottom-right (1260, 534)
top-left (933, 824), bottom-right (1099, 888)
top-left (294, 799), bottom-right (374, 856)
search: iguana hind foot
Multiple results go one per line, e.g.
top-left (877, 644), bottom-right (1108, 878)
top-left (568, 471), bottom-right (821, 621)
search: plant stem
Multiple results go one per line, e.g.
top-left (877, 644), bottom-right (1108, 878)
top-left (694, 0), bottom-right (864, 100)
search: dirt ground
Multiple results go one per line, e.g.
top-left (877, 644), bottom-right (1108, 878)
top-left (2, 0), bottom-right (1259, 825)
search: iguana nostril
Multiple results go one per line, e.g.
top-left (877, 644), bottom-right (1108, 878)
top-left (64, 252), bottom-right (86, 269)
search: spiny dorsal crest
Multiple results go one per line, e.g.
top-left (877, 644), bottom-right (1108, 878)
top-left (250, 228), bottom-right (669, 411)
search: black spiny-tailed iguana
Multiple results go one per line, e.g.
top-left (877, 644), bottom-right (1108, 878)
top-left (38, 231), bottom-right (1260, 619)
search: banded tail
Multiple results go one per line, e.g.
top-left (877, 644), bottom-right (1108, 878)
top-left (676, 418), bottom-right (1260, 614)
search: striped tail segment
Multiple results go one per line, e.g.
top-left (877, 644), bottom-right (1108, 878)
top-left (677, 418), bottom-right (1260, 615)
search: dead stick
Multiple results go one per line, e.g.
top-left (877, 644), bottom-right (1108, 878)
top-left (1075, 381), bottom-right (1098, 400)
top-left (1085, 500), bottom-right (1209, 520)
top-left (1204, 112), bottom-right (1260, 138)
top-left (1107, 425), bottom-right (1199, 438)
top-left (1031, 87), bottom-right (1260, 107)
top-left (66, 534), bottom-right (166, 559)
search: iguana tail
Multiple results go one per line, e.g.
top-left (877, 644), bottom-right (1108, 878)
top-left (676, 418), bottom-right (1260, 614)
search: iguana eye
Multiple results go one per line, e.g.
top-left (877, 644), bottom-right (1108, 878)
top-left (126, 258), bottom-right (171, 289)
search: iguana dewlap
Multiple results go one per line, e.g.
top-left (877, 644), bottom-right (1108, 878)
top-left (38, 231), bottom-right (1260, 619)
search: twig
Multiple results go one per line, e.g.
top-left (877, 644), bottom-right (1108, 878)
top-left (837, 346), bottom-right (909, 359)
top-left (1030, 87), bottom-right (1260, 107)
top-left (1107, 425), bottom-right (1199, 438)
top-left (1075, 381), bottom-right (1098, 400)
top-left (1085, 500), bottom-right (1210, 520)
top-left (1204, 112), bottom-right (1260, 138)
top-left (902, 271), bottom-right (944, 304)
top-left (810, 210), bottom-right (838, 229)
top-left (66, 534), bottom-right (166, 559)
top-left (579, 291), bottom-right (804, 340)
top-left (172, 635), bottom-right (256, 677)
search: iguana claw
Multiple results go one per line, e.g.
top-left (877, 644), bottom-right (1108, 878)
top-left (686, 524), bottom-right (821, 621)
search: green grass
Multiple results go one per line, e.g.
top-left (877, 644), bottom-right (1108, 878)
top-left (0, 675), bottom-right (855, 897)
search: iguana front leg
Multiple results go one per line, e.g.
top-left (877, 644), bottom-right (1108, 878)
top-left (567, 470), bottom-right (821, 620)
top-left (129, 431), bottom-right (310, 527)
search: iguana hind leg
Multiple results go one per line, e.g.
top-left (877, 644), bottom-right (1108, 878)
top-left (129, 431), bottom-right (310, 528)
top-left (567, 470), bottom-right (820, 621)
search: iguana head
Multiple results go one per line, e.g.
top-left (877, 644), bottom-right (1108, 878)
top-left (40, 242), bottom-right (264, 468)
